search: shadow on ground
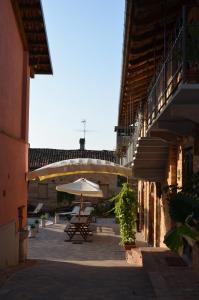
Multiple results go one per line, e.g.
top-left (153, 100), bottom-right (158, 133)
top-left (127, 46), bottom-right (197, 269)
top-left (0, 260), bottom-right (155, 300)
top-left (141, 248), bottom-right (199, 299)
top-left (1, 223), bottom-right (199, 300)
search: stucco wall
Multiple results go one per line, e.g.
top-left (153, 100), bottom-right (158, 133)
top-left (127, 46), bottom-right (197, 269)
top-left (0, 0), bottom-right (30, 267)
top-left (0, 0), bottom-right (24, 138)
top-left (29, 173), bottom-right (119, 210)
top-left (0, 221), bottom-right (19, 267)
top-left (0, 132), bottom-right (28, 228)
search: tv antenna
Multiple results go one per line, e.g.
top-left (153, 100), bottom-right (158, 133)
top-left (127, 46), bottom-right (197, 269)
top-left (75, 119), bottom-right (96, 139)
top-left (81, 119), bottom-right (86, 139)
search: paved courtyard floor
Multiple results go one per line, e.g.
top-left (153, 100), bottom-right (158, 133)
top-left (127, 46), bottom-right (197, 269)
top-left (0, 219), bottom-right (199, 299)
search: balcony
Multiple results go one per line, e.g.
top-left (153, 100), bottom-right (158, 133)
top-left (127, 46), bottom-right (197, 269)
top-left (147, 11), bottom-right (199, 135)
top-left (132, 137), bottom-right (168, 181)
top-left (121, 111), bottom-right (168, 181)
top-left (115, 126), bottom-right (133, 166)
top-left (116, 110), bottom-right (144, 167)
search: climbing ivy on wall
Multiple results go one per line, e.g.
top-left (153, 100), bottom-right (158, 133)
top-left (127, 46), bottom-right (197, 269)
top-left (112, 183), bottom-right (137, 245)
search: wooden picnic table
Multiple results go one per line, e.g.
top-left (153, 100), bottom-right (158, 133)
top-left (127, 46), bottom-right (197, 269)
top-left (64, 216), bottom-right (92, 242)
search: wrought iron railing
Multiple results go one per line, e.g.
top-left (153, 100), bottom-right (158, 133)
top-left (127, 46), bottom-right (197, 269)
top-left (125, 110), bottom-right (144, 165)
top-left (116, 109), bottom-right (144, 166)
top-left (147, 7), bottom-right (199, 126)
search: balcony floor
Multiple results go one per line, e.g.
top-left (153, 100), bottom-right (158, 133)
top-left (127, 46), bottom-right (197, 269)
top-left (148, 83), bottom-right (199, 135)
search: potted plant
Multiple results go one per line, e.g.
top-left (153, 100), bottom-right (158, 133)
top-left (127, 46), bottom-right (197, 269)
top-left (112, 183), bottom-right (138, 249)
top-left (29, 224), bottom-right (36, 238)
top-left (35, 219), bottom-right (40, 232)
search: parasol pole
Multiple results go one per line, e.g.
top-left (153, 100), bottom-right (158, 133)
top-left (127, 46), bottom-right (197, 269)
top-left (80, 193), bottom-right (83, 211)
top-left (78, 193), bottom-right (83, 220)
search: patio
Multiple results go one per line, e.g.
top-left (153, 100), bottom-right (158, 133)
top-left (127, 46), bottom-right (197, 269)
top-left (1, 219), bottom-right (199, 299)
top-left (28, 219), bottom-right (128, 265)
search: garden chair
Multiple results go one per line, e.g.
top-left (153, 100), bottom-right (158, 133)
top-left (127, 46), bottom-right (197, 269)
top-left (58, 206), bottom-right (80, 217)
top-left (28, 203), bottom-right (43, 217)
top-left (80, 206), bottom-right (94, 216)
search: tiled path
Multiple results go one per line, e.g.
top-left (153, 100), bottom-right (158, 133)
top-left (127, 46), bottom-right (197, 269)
top-left (0, 221), bottom-right (199, 299)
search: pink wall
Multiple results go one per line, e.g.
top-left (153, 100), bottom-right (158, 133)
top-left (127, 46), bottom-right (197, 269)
top-left (0, 0), bottom-right (30, 229)
top-left (0, 133), bottom-right (28, 228)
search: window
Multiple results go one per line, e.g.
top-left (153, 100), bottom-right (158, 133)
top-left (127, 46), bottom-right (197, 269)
top-left (183, 147), bottom-right (193, 185)
top-left (99, 184), bottom-right (109, 198)
top-left (117, 175), bottom-right (126, 187)
top-left (38, 183), bottom-right (48, 199)
top-left (57, 191), bottom-right (75, 204)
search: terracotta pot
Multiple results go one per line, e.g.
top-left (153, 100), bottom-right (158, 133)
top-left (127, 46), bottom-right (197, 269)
top-left (124, 243), bottom-right (136, 250)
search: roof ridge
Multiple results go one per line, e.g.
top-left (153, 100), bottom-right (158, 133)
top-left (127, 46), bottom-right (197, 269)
top-left (29, 148), bottom-right (116, 170)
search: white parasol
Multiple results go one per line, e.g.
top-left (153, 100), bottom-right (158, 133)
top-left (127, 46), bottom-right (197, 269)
top-left (56, 178), bottom-right (103, 210)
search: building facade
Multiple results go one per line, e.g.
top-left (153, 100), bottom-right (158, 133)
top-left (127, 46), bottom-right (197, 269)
top-left (0, 0), bottom-right (52, 267)
top-left (28, 146), bottom-right (119, 210)
top-left (116, 0), bottom-right (199, 265)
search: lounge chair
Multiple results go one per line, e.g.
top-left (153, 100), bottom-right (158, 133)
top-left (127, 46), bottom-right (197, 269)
top-left (58, 206), bottom-right (80, 217)
top-left (80, 206), bottom-right (94, 216)
top-left (28, 203), bottom-right (43, 217)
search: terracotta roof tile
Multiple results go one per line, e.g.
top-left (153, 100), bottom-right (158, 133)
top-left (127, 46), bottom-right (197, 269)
top-left (29, 148), bottom-right (116, 170)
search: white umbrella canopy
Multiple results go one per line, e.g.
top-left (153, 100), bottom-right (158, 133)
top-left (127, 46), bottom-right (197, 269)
top-left (28, 158), bottom-right (132, 181)
top-left (56, 178), bottom-right (103, 198)
top-left (56, 178), bottom-right (103, 210)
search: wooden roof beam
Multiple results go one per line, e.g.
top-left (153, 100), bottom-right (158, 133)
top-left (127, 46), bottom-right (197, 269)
top-left (123, 88), bottom-right (148, 100)
top-left (127, 60), bottom-right (154, 74)
top-left (134, 3), bottom-right (181, 27)
top-left (21, 17), bottom-right (44, 22)
top-left (124, 79), bottom-right (151, 91)
top-left (23, 29), bottom-right (45, 34)
top-left (127, 65), bottom-right (154, 79)
top-left (130, 38), bottom-right (163, 56)
top-left (125, 71), bottom-right (154, 85)
top-left (129, 50), bottom-right (163, 67)
top-left (132, 21), bottom-right (175, 44)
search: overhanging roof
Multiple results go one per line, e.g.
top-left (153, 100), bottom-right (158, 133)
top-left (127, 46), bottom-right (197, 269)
top-left (118, 0), bottom-right (185, 126)
top-left (12, 0), bottom-right (53, 75)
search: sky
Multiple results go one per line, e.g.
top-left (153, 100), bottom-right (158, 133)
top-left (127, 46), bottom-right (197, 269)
top-left (29, 0), bottom-right (125, 151)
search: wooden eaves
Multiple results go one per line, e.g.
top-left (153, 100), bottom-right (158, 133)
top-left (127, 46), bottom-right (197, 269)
top-left (118, 0), bottom-right (186, 127)
top-left (12, 0), bottom-right (53, 76)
